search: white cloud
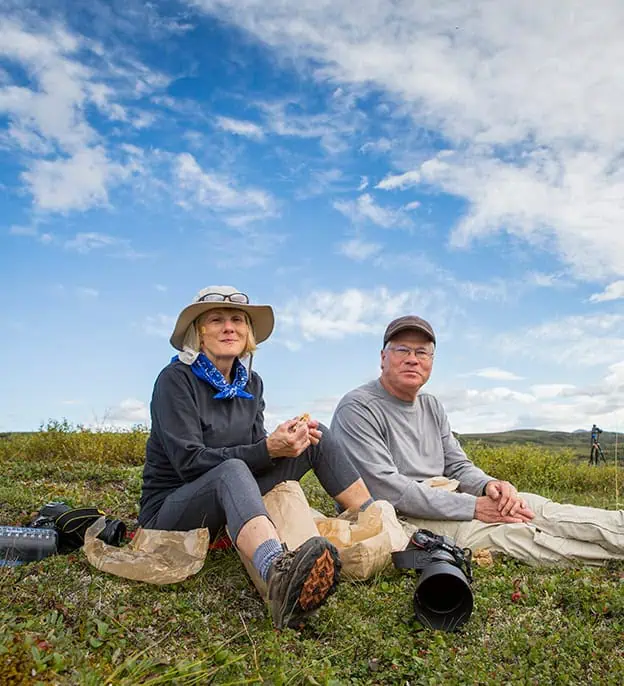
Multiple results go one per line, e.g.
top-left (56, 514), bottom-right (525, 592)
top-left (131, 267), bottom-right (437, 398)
top-left (154, 284), bottom-right (168, 292)
top-left (215, 115), bottom-right (265, 139)
top-left (0, 18), bottom-right (93, 153)
top-left (376, 170), bottom-right (420, 191)
top-left (360, 138), bottom-right (392, 155)
top-left (105, 398), bottom-right (149, 427)
top-left (419, 150), bottom-right (624, 281)
top-left (531, 384), bottom-right (576, 399)
top-left (497, 313), bottom-right (624, 367)
top-left (143, 314), bottom-right (175, 338)
top-left (337, 238), bottom-right (382, 261)
top-left (526, 272), bottom-right (568, 289)
top-left (64, 232), bottom-right (118, 253)
top-left (296, 168), bottom-right (349, 199)
top-left (76, 287), bottom-right (99, 298)
top-left (22, 147), bottom-right (125, 212)
top-left (589, 281), bottom-right (624, 303)
top-left (173, 152), bottom-right (277, 224)
top-left (278, 286), bottom-right (444, 342)
top-left (0, 15), bottom-right (166, 214)
top-left (333, 193), bottom-right (406, 228)
top-left (207, 223), bottom-right (287, 267)
top-left (254, 96), bottom-right (363, 152)
top-left (190, 0), bottom-right (624, 281)
top-left (437, 373), bottom-right (624, 433)
top-left (441, 386), bottom-right (535, 414)
top-left (403, 201), bottom-right (420, 211)
top-left (64, 231), bottom-right (144, 258)
top-left (471, 368), bottom-right (523, 381)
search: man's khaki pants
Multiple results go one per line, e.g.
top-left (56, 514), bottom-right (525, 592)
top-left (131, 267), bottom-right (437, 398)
top-left (401, 493), bottom-right (624, 566)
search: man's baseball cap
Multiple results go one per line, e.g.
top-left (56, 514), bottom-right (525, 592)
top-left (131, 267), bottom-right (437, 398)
top-left (383, 315), bottom-right (436, 347)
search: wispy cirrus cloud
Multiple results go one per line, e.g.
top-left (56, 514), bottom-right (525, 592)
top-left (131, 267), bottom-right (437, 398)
top-left (253, 94), bottom-right (364, 153)
top-left (105, 397), bottom-right (149, 428)
top-left (142, 314), bottom-right (175, 338)
top-left (376, 170), bottom-right (421, 191)
top-left (215, 115), bottom-right (265, 139)
top-left (0, 12), bottom-right (168, 213)
top-left (76, 287), bottom-right (99, 298)
top-left (189, 0), bottom-right (624, 282)
top-left (277, 286), bottom-right (450, 343)
top-left (589, 281), bottom-right (624, 303)
top-left (22, 147), bottom-right (127, 212)
top-left (530, 384), bottom-right (576, 399)
top-left (173, 152), bottom-right (278, 225)
top-left (468, 368), bottom-right (524, 381)
top-left (497, 313), bottom-right (624, 367)
top-left (337, 237), bottom-right (382, 261)
top-left (333, 193), bottom-right (407, 228)
top-left (64, 231), bottom-right (146, 258)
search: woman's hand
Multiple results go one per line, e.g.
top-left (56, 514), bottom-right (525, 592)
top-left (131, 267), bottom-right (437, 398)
top-left (266, 419), bottom-right (311, 458)
top-left (305, 417), bottom-right (323, 446)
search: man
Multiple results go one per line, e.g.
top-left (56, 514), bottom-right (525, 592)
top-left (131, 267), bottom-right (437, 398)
top-left (330, 315), bottom-right (624, 566)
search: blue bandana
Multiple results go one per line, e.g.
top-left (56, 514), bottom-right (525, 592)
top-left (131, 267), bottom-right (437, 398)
top-left (172, 352), bottom-right (253, 399)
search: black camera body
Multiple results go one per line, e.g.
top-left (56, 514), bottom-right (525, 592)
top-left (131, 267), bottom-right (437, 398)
top-left (392, 529), bottom-right (474, 632)
top-left (30, 502), bottom-right (126, 553)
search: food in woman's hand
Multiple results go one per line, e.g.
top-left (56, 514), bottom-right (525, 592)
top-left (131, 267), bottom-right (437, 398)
top-left (288, 413), bottom-right (311, 432)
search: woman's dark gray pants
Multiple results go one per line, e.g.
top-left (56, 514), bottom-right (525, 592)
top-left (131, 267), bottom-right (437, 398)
top-left (146, 426), bottom-right (361, 543)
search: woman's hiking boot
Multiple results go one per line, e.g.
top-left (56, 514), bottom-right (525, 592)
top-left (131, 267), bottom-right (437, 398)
top-left (266, 536), bottom-right (341, 629)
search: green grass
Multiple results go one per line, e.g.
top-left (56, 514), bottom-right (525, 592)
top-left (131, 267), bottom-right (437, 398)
top-left (458, 428), bottom-right (623, 464)
top-left (1, 423), bottom-right (624, 684)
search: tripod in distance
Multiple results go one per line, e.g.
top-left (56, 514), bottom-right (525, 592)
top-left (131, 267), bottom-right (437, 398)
top-left (589, 424), bottom-right (607, 466)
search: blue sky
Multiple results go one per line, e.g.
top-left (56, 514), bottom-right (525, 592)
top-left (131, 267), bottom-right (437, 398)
top-left (2, 0), bottom-right (624, 435)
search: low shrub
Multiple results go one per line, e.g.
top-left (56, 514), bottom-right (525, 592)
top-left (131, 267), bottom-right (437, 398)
top-left (0, 419), bottom-right (148, 468)
top-left (467, 441), bottom-right (622, 503)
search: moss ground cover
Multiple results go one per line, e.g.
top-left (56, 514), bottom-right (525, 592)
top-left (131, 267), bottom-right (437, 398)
top-left (1, 424), bottom-right (623, 684)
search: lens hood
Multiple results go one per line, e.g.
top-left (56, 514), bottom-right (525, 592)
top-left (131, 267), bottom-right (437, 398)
top-left (413, 560), bottom-right (474, 631)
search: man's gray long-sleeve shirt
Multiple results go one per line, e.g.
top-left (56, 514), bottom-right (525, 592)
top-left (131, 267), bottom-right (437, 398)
top-left (330, 379), bottom-right (494, 520)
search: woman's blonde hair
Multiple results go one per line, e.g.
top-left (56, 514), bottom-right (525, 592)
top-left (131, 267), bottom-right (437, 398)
top-left (182, 309), bottom-right (257, 359)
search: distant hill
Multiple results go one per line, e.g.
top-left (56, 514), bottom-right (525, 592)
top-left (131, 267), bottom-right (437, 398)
top-left (457, 429), bottom-right (622, 460)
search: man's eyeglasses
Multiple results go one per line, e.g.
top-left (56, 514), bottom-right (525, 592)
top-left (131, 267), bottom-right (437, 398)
top-left (197, 292), bottom-right (249, 304)
top-left (386, 345), bottom-right (435, 361)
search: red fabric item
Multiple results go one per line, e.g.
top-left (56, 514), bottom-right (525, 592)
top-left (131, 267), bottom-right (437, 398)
top-left (209, 534), bottom-right (233, 550)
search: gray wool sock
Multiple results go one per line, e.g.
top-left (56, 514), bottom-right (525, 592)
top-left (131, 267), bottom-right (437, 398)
top-left (252, 538), bottom-right (283, 582)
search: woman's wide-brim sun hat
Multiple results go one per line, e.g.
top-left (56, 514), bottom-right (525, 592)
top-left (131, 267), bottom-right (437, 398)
top-left (170, 285), bottom-right (275, 351)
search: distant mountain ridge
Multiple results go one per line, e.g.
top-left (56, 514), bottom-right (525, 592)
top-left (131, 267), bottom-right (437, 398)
top-left (458, 428), bottom-right (620, 458)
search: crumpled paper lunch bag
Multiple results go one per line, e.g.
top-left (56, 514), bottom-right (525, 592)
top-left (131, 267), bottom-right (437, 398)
top-left (83, 517), bottom-right (210, 585)
top-left (314, 499), bottom-right (409, 580)
top-left (238, 481), bottom-right (409, 590)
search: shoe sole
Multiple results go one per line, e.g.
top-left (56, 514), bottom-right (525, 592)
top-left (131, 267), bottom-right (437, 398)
top-left (274, 537), bottom-right (341, 628)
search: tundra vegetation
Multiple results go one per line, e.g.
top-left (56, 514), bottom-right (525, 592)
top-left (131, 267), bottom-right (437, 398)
top-left (1, 421), bottom-right (623, 684)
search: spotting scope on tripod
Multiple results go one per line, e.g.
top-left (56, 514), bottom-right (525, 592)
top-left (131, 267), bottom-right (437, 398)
top-left (589, 424), bottom-right (606, 466)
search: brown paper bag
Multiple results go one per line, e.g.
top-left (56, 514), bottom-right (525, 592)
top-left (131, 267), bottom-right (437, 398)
top-left (238, 480), bottom-right (410, 590)
top-left (423, 476), bottom-right (460, 491)
top-left (316, 501), bottom-right (409, 580)
top-left (238, 480), bottom-right (321, 598)
top-left (83, 517), bottom-right (210, 585)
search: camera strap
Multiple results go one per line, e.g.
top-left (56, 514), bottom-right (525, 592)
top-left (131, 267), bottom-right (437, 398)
top-left (31, 504), bottom-right (126, 553)
top-left (391, 529), bottom-right (473, 582)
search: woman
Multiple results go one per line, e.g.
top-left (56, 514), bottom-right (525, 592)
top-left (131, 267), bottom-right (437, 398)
top-left (138, 285), bottom-right (374, 629)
